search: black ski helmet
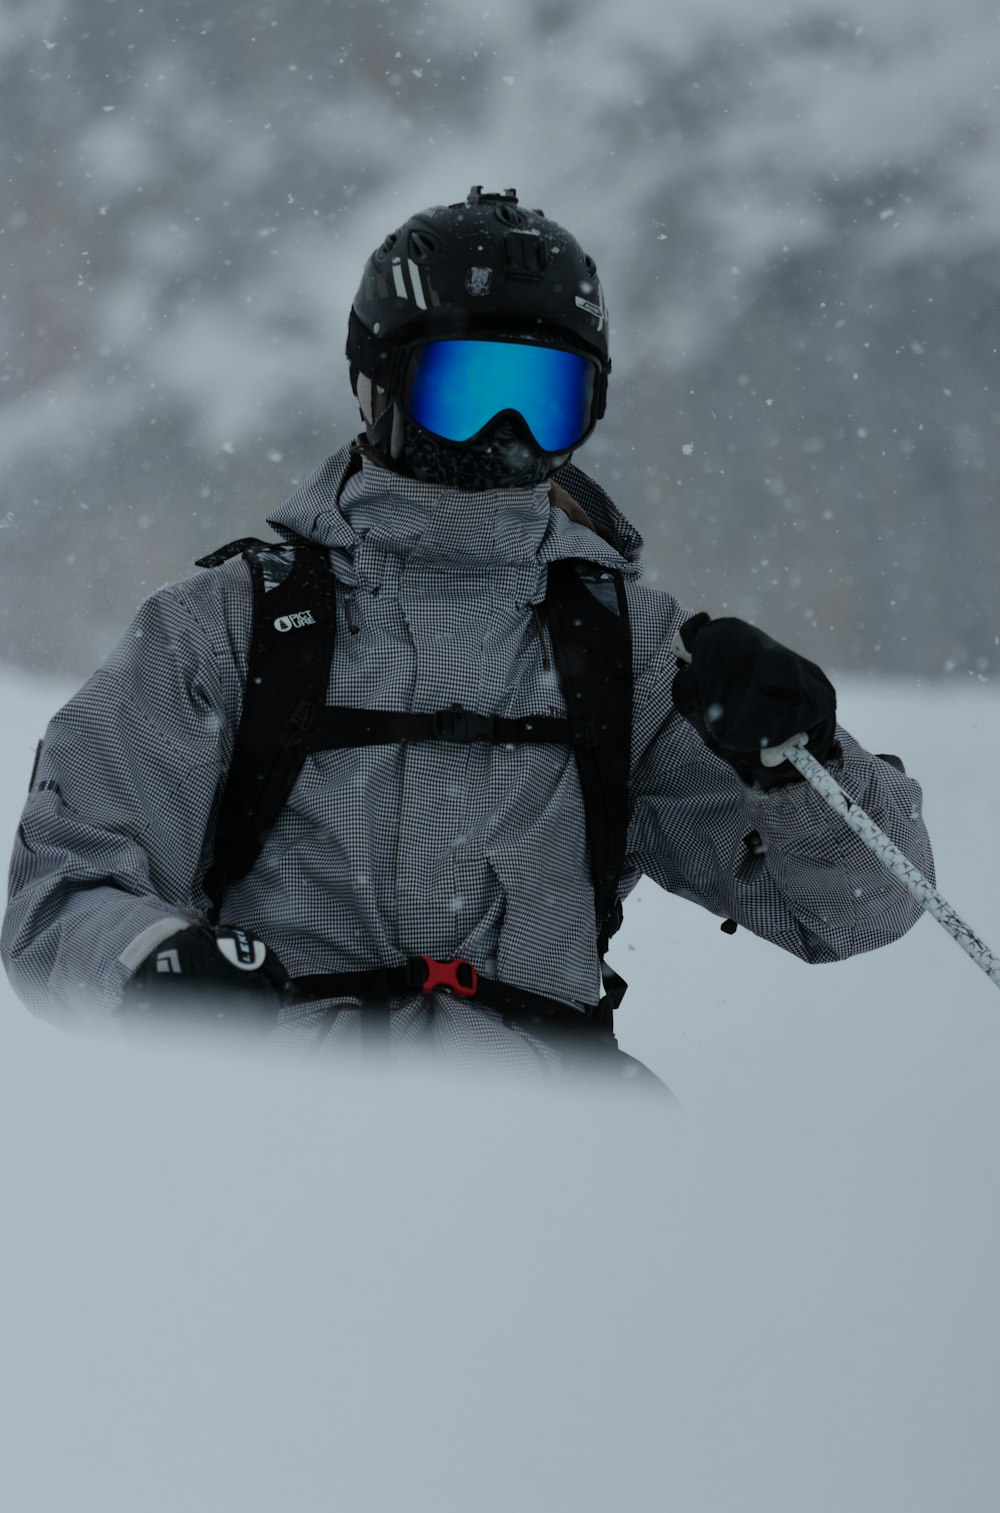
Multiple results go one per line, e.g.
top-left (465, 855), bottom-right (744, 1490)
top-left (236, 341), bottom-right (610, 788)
top-left (346, 186), bottom-right (611, 486)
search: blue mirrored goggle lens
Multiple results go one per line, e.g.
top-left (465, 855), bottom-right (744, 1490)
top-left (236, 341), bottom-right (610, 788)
top-left (402, 340), bottom-right (596, 454)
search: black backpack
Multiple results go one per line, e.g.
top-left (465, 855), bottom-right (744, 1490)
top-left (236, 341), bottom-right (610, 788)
top-left (195, 535), bottom-right (633, 1025)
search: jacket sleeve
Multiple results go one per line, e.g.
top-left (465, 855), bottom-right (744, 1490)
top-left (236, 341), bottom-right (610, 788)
top-left (1, 576), bottom-right (244, 1026)
top-left (625, 600), bottom-right (935, 964)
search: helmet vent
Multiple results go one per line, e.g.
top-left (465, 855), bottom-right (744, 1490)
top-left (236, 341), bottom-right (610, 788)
top-left (377, 232), bottom-right (398, 259)
top-left (407, 228), bottom-right (439, 263)
top-left (495, 202), bottom-right (529, 227)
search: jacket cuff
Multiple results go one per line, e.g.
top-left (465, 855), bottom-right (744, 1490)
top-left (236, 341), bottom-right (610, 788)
top-left (118, 916), bottom-right (196, 977)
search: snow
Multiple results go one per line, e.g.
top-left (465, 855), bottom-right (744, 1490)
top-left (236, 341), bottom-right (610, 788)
top-left (2, 666), bottom-right (999, 1510)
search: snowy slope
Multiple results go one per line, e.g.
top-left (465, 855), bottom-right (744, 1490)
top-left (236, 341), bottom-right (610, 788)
top-left (2, 668), bottom-right (999, 1511)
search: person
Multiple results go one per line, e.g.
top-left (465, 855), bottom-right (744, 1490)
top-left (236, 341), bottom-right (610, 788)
top-left (1, 186), bottom-right (933, 1085)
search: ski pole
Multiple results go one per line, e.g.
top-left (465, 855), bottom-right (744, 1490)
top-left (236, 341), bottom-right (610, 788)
top-left (761, 732), bottom-right (1000, 992)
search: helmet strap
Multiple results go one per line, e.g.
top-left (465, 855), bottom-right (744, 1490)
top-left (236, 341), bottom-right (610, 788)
top-left (367, 404), bottom-right (406, 459)
top-left (354, 370), bottom-right (406, 460)
top-left (352, 373), bottom-right (407, 469)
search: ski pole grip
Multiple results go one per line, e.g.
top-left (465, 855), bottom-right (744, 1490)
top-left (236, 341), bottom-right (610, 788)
top-left (760, 731), bottom-right (809, 768)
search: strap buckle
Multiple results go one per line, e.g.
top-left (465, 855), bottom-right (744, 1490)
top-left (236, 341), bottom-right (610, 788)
top-left (409, 956), bottom-right (479, 999)
top-left (432, 703), bottom-right (496, 743)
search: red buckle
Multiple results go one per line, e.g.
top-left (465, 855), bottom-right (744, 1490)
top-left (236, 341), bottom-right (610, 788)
top-left (418, 956), bottom-right (478, 999)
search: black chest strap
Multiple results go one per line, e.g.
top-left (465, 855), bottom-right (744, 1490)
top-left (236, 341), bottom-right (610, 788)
top-left (287, 702), bottom-right (595, 751)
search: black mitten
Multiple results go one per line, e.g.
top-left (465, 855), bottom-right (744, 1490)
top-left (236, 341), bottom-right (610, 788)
top-left (672, 614), bottom-right (840, 790)
top-left (120, 924), bottom-right (288, 1029)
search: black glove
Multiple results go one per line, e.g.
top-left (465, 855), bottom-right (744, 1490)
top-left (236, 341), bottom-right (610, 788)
top-left (120, 923), bottom-right (289, 1030)
top-left (671, 613), bottom-right (841, 790)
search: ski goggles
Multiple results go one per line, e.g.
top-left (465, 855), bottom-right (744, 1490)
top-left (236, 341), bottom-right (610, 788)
top-left (400, 338), bottom-right (602, 455)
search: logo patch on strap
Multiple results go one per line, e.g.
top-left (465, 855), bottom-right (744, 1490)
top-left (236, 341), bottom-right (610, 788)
top-left (274, 610), bottom-right (317, 633)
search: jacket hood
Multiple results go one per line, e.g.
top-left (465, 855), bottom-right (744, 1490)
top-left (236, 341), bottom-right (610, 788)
top-left (267, 440), bottom-right (644, 578)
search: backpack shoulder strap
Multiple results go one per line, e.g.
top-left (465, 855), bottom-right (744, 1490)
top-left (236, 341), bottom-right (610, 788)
top-left (195, 537), bottom-right (276, 569)
top-left (542, 559), bottom-right (633, 1012)
top-left (202, 539), bottom-right (338, 921)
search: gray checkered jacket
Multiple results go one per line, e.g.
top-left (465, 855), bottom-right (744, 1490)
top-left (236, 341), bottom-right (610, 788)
top-left (2, 442), bottom-right (933, 1061)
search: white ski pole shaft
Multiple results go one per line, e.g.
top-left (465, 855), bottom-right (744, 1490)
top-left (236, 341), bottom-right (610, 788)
top-left (770, 734), bottom-right (1000, 991)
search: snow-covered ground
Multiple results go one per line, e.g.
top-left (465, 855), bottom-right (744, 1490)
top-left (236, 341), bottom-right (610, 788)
top-left (2, 667), bottom-right (999, 1511)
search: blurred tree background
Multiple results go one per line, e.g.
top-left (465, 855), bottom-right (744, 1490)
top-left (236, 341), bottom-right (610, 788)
top-left (1, 0), bottom-right (997, 678)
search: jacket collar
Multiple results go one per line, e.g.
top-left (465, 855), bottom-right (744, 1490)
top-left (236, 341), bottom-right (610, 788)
top-left (267, 438), bottom-right (644, 579)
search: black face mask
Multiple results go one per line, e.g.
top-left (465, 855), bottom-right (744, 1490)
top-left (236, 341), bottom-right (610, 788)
top-left (397, 414), bottom-right (569, 490)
